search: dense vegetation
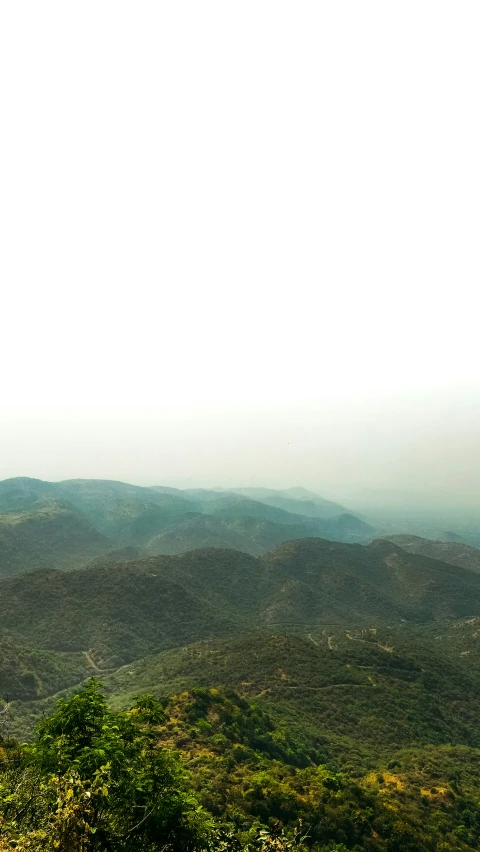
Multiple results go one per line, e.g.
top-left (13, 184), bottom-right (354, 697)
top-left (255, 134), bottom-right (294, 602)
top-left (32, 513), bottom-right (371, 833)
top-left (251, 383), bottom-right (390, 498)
top-left (0, 637), bottom-right (91, 702)
top-left (0, 682), bottom-right (213, 851)
top-left (144, 514), bottom-right (371, 558)
top-left (385, 534), bottom-right (480, 574)
top-left (0, 502), bottom-right (113, 578)
top-left (0, 479), bottom-right (373, 579)
top-left (4, 538), bottom-right (480, 668)
top-left (3, 478), bottom-right (480, 849)
top-left (3, 681), bottom-right (480, 851)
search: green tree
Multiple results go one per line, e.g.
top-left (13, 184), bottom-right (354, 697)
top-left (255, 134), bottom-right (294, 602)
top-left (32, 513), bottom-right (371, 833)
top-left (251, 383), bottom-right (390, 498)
top-left (0, 680), bottom-right (212, 851)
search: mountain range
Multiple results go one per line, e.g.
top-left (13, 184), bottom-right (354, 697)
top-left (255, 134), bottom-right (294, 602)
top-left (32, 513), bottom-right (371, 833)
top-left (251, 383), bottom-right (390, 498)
top-left (3, 478), bottom-right (480, 849)
top-left (3, 534), bottom-right (480, 711)
top-left (0, 477), bottom-right (374, 577)
top-left (385, 533), bottom-right (480, 574)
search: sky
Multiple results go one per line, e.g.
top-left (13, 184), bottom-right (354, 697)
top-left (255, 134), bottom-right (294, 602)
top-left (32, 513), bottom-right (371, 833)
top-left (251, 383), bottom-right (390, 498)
top-left (1, 2), bottom-right (479, 503)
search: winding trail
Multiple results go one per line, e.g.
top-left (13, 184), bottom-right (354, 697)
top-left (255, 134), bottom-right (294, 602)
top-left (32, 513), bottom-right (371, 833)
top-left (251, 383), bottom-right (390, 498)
top-left (83, 650), bottom-right (103, 673)
top-left (346, 632), bottom-right (394, 653)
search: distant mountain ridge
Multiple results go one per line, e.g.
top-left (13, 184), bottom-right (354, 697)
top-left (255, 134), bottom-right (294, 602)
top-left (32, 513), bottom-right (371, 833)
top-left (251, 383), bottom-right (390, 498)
top-left (0, 500), bottom-right (113, 578)
top-left (384, 533), bottom-right (480, 574)
top-left (145, 512), bottom-right (371, 557)
top-left (230, 486), bottom-right (349, 518)
top-left (0, 477), bottom-right (374, 576)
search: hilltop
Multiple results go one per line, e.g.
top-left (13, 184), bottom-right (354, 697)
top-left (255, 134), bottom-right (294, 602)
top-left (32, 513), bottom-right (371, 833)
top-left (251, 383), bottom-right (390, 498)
top-left (0, 478), bottom-right (373, 577)
top-left (385, 533), bottom-right (480, 574)
top-left (146, 512), bottom-right (372, 557)
top-left (4, 528), bottom-right (480, 850)
top-left (101, 629), bottom-right (480, 761)
top-left (230, 486), bottom-right (349, 518)
top-left (3, 537), bottom-right (480, 685)
top-left (0, 501), bottom-right (113, 578)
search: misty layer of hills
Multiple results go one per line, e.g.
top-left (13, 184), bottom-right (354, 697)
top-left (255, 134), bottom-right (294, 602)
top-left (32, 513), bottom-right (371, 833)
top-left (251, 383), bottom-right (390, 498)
top-left (0, 477), bottom-right (373, 578)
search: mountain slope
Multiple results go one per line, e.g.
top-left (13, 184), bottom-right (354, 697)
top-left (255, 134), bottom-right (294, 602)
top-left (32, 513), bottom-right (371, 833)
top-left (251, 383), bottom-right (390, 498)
top-left (55, 478), bottom-right (197, 542)
top-left (201, 495), bottom-right (373, 541)
top-left (8, 681), bottom-right (480, 852)
top-left (203, 494), bottom-right (323, 524)
top-left (259, 537), bottom-right (480, 626)
top-left (0, 477), bottom-right (198, 547)
top-left (0, 477), bottom-right (59, 511)
top-left (3, 538), bottom-right (480, 669)
top-left (101, 629), bottom-right (480, 759)
top-left (10, 626), bottom-right (480, 766)
top-left (385, 533), bottom-right (480, 574)
top-left (145, 513), bottom-right (291, 556)
top-left (0, 501), bottom-right (114, 578)
top-left (0, 636), bottom-right (92, 701)
top-left (0, 479), bottom-right (373, 562)
top-left (232, 486), bottom-right (349, 518)
top-left (146, 512), bottom-right (373, 556)
top-left (0, 551), bottom-right (246, 666)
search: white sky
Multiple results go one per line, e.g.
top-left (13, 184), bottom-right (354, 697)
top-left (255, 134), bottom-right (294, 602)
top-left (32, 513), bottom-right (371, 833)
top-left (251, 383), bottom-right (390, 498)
top-left (1, 2), bottom-right (479, 497)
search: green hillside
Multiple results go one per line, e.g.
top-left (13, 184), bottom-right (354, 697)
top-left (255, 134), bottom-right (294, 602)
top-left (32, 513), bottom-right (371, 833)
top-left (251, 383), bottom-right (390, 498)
top-left (3, 531), bottom-right (480, 849)
top-left (146, 687), bottom-right (480, 851)
top-left (231, 487), bottom-right (348, 519)
top-left (385, 534), bottom-right (480, 574)
top-left (3, 535), bottom-right (480, 737)
top-left (0, 477), bottom-right (59, 511)
top-left (0, 636), bottom-right (92, 702)
top-left (6, 681), bottom-right (480, 852)
top-left (415, 616), bottom-right (480, 679)
top-left (3, 538), bottom-right (480, 670)
top-left (146, 513), bottom-right (288, 556)
top-left (146, 513), bottom-right (372, 557)
top-left (97, 628), bottom-right (480, 764)
top-left (177, 489), bottom-right (373, 541)
top-left (201, 495), bottom-right (332, 526)
top-left (0, 501), bottom-right (113, 578)
top-left (0, 556), bottom-right (240, 667)
top-left (6, 645), bottom-right (480, 851)
top-left (260, 537), bottom-right (480, 625)
top-left (56, 479), bottom-right (197, 542)
top-left (0, 477), bottom-right (198, 547)
top-left (0, 479), bottom-right (373, 578)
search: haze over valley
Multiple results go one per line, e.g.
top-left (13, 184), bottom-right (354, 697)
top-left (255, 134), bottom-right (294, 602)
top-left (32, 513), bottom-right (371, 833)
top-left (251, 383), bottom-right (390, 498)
top-left (2, 0), bottom-right (480, 848)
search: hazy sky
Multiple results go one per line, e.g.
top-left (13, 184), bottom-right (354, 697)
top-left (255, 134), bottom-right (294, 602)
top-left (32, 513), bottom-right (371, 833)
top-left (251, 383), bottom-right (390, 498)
top-left (1, 3), bottom-right (479, 501)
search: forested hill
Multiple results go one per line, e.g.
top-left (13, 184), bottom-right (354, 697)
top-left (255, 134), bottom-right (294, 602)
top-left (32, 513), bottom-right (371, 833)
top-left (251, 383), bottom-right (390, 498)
top-left (2, 536), bottom-right (480, 689)
top-left (3, 486), bottom-right (480, 852)
top-left (385, 533), bottom-right (480, 573)
top-left (0, 501), bottom-right (113, 577)
top-left (4, 532), bottom-right (480, 849)
top-left (0, 477), bottom-right (374, 578)
top-left (6, 678), bottom-right (480, 852)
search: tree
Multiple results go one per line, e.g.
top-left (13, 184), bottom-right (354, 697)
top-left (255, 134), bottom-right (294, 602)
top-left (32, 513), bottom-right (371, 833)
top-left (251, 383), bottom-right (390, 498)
top-left (0, 680), bottom-right (213, 851)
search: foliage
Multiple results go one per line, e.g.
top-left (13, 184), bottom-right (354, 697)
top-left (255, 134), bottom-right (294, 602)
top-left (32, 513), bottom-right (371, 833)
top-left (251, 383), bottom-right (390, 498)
top-left (0, 502), bottom-right (112, 578)
top-left (385, 534), bottom-right (480, 574)
top-left (4, 480), bottom-right (480, 849)
top-left (4, 682), bottom-right (480, 851)
top-left (0, 681), bottom-right (212, 851)
top-left (0, 478), bottom-right (370, 569)
top-left (5, 534), bottom-right (480, 684)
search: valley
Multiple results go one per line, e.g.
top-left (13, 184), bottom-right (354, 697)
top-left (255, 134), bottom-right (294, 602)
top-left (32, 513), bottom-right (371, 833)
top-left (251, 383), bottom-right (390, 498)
top-left (3, 477), bottom-right (480, 851)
